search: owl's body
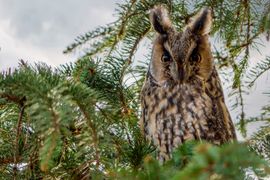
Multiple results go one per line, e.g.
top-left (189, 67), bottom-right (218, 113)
top-left (140, 6), bottom-right (236, 162)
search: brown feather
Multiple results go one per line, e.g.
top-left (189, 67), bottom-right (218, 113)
top-left (140, 6), bottom-right (236, 162)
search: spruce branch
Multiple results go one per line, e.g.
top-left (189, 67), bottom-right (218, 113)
top-left (13, 104), bottom-right (25, 178)
top-left (247, 56), bottom-right (270, 87)
top-left (1, 1), bottom-right (270, 178)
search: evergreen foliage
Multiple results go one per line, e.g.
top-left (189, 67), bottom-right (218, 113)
top-left (1, 0), bottom-right (270, 179)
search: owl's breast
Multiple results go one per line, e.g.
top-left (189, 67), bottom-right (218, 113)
top-left (141, 77), bottom-right (237, 162)
top-left (142, 83), bottom-right (211, 138)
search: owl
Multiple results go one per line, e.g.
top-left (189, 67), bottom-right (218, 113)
top-left (140, 6), bottom-right (237, 162)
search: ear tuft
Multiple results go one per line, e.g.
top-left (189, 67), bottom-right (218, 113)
top-left (188, 8), bottom-right (212, 35)
top-left (150, 6), bottom-right (172, 34)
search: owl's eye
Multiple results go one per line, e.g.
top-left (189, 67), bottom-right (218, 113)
top-left (190, 53), bottom-right (201, 62)
top-left (161, 51), bottom-right (171, 62)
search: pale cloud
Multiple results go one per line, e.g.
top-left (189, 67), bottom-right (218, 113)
top-left (0, 0), bottom-right (122, 70)
top-left (0, 18), bottom-right (73, 70)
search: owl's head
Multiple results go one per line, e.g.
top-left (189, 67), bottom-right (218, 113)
top-left (149, 6), bottom-right (213, 85)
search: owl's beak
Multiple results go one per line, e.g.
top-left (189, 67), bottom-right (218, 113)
top-left (177, 64), bottom-right (187, 83)
top-left (171, 61), bottom-right (187, 83)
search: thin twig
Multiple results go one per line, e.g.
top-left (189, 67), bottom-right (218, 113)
top-left (127, 27), bottom-right (150, 64)
top-left (77, 104), bottom-right (100, 166)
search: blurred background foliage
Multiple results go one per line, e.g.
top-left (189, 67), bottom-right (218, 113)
top-left (1, 0), bottom-right (270, 179)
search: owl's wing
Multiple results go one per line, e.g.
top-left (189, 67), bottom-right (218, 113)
top-left (205, 67), bottom-right (237, 140)
top-left (140, 79), bottom-right (152, 139)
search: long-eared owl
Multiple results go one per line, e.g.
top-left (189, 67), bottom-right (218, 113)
top-left (140, 6), bottom-right (236, 162)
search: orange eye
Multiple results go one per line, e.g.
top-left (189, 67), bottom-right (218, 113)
top-left (161, 51), bottom-right (171, 62)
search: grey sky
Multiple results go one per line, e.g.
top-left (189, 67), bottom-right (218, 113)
top-left (0, 0), bottom-right (122, 69)
top-left (0, 0), bottom-right (269, 139)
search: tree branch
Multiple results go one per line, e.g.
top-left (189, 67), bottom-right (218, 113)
top-left (13, 104), bottom-right (25, 179)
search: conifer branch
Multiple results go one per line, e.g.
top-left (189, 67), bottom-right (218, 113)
top-left (13, 104), bottom-right (25, 179)
top-left (1, 1), bottom-right (270, 179)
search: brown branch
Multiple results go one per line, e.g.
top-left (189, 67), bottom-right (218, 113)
top-left (94, 104), bottom-right (114, 122)
top-left (244, 0), bottom-right (250, 57)
top-left (39, 103), bottom-right (60, 172)
top-left (238, 84), bottom-right (246, 137)
top-left (108, 0), bottom-right (138, 56)
top-left (13, 104), bottom-right (25, 179)
top-left (0, 156), bottom-right (21, 165)
top-left (0, 93), bottom-right (25, 106)
top-left (127, 27), bottom-right (151, 64)
top-left (77, 104), bottom-right (100, 166)
top-left (179, 12), bottom-right (196, 24)
top-left (116, 29), bottom-right (151, 118)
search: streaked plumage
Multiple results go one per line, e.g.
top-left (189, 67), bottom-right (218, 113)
top-left (140, 6), bottom-right (236, 162)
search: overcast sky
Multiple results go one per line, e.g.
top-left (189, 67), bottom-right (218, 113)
top-left (0, 0), bottom-right (269, 139)
top-left (0, 0), bottom-right (122, 69)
